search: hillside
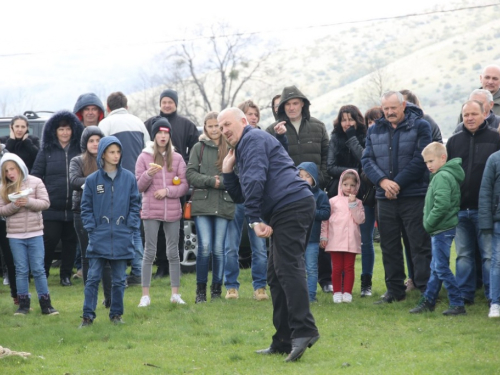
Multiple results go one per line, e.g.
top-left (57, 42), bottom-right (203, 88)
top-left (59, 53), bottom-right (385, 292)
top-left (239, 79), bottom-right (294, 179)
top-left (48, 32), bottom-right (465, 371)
top-left (128, 1), bottom-right (500, 139)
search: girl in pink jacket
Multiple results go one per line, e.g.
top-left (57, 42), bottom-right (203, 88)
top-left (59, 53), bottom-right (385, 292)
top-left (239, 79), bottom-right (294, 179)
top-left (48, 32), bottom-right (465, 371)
top-left (320, 169), bottom-right (365, 304)
top-left (135, 119), bottom-right (189, 306)
top-left (0, 153), bottom-right (58, 315)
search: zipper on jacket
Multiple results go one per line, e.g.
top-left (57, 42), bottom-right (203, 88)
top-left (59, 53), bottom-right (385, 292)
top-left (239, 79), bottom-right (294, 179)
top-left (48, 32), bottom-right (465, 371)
top-left (111, 180), bottom-right (114, 258)
top-left (65, 150), bottom-right (69, 221)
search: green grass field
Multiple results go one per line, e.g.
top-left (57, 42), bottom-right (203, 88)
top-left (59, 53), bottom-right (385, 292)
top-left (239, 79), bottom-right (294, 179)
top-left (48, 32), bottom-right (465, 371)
top-left (0, 244), bottom-right (497, 375)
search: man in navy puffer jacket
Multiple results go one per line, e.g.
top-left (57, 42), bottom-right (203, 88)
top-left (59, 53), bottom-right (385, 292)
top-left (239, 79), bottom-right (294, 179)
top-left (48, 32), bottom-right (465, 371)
top-left (361, 91), bottom-right (432, 304)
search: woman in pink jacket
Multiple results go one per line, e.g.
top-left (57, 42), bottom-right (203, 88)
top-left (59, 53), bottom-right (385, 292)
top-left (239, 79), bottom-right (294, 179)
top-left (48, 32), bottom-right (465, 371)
top-left (320, 169), bottom-right (365, 304)
top-left (0, 153), bottom-right (58, 315)
top-left (135, 119), bottom-right (188, 306)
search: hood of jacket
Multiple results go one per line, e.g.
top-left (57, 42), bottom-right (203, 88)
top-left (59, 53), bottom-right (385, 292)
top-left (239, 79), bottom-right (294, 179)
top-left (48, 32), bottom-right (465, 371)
top-left (378, 102), bottom-right (424, 129)
top-left (297, 161), bottom-right (319, 191)
top-left (430, 157), bottom-right (464, 185)
top-left (337, 169), bottom-right (361, 196)
top-left (97, 136), bottom-right (123, 170)
top-left (41, 110), bottom-right (84, 151)
top-left (0, 153), bottom-right (29, 182)
top-left (198, 133), bottom-right (219, 148)
top-left (80, 125), bottom-right (104, 152)
top-left (73, 93), bottom-right (105, 123)
top-left (277, 86), bottom-right (311, 121)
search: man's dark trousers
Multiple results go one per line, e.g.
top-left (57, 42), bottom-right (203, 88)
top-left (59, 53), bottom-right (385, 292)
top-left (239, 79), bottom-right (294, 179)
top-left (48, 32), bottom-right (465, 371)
top-left (267, 195), bottom-right (319, 351)
top-left (378, 196), bottom-right (431, 299)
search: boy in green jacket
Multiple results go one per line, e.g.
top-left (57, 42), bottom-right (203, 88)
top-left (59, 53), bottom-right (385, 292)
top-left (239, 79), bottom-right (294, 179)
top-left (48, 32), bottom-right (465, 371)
top-left (410, 142), bottom-right (466, 316)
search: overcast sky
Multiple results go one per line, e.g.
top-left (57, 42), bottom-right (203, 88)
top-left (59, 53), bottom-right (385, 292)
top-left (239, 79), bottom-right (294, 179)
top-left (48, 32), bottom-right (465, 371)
top-left (0, 0), bottom-right (481, 114)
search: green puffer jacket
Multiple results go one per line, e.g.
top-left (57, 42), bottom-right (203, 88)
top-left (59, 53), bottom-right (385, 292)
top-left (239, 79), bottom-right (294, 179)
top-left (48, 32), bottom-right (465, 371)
top-left (423, 158), bottom-right (464, 235)
top-left (186, 135), bottom-right (235, 220)
top-left (265, 86), bottom-right (329, 188)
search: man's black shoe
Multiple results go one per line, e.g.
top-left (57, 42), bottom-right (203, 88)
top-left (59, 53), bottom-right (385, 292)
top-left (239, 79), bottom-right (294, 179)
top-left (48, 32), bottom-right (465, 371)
top-left (409, 297), bottom-right (435, 313)
top-left (126, 275), bottom-right (141, 286)
top-left (443, 305), bottom-right (466, 316)
top-left (374, 294), bottom-right (405, 305)
top-left (255, 346), bottom-right (289, 355)
top-left (285, 335), bottom-right (319, 362)
top-left (79, 317), bottom-right (93, 328)
top-left (321, 284), bottom-right (333, 293)
top-left (60, 277), bottom-right (72, 286)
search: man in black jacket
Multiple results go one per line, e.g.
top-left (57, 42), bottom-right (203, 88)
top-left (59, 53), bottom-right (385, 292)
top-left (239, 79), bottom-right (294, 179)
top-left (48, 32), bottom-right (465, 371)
top-left (266, 86), bottom-right (329, 189)
top-left (447, 100), bottom-right (500, 305)
top-left (220, 107), bottom-right (319, 363)
top-left (144, 89), bottom-right (199, 164)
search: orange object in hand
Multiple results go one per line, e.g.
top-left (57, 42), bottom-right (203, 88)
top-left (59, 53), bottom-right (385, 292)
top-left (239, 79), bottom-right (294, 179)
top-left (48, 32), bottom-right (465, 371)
top-left (172, 176), bottom-right (181, 185)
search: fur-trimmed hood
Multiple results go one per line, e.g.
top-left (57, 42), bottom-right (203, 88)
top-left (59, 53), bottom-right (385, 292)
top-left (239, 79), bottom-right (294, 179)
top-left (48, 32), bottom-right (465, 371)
top-left (41, 110), bottom-right (84, 151)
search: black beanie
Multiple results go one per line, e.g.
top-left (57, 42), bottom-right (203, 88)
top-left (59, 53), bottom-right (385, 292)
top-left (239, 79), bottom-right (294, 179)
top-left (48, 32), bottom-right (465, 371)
top-left (151, 118), bottom-right (172, 139)
top-left (159, 89), bottom-right (178, 106)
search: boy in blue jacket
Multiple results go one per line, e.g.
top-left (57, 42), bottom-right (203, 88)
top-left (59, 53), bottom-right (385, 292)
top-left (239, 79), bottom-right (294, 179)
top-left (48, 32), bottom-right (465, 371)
top-left (79, 136), bottom-right (141, 327)
top-left (297, 162), bottom-right (330, 302)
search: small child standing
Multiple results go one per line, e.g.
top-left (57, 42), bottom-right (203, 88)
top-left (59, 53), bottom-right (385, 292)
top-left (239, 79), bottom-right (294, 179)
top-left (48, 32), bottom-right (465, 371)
top-left (410, 142), bottom-right (465, 315)
top-left (321, 169), bottom-right (365, 303)
top-left (297, 162), bottom-right (330, 303)
top-left (79, 136), bottom-right (141, 327)
top-left (0, 153), bottom-right (58, 315)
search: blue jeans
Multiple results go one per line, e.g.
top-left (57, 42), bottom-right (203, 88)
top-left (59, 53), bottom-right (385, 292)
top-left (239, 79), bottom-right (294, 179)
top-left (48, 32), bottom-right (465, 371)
top-left (360, 204), bottom-right (375, 276)
top-left (194, 215), bottom-right (229, 285)
top-left (83, 258), bottom-right (127, 320)
top-left (490, 222), bottom-right (500, 304)
top-left (305, 242), bottom-right (319, 302)
top-left (10, 236), bottom-right (49, 297)
top-left (424, 228), bottom-right (463, 306)
top-left (455, 209), bottom-right (491, 301)
top-left (130, 228), bottom-right (144, 277)
top-left (224, 203), bottom-right (267, 290)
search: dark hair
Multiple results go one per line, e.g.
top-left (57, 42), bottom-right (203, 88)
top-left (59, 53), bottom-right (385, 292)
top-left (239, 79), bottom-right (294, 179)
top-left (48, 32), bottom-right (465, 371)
top-left (399, 89), bottom-right (421, 107)
top-left (271, 94), bottom-right (281, 120)
top-left (333, 105), bottom-right (366, 136)
top-left (107, 92), bottom-right (128, 111)
top-left (364, 107), bottom-right (383, 127)
top-left (10, 115), bottom-right (29, 127)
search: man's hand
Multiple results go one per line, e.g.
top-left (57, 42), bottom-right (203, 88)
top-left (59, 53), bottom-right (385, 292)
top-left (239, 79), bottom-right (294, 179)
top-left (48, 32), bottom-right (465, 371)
top-left (254, 223), bottom-right (273, 238)
top-left (274, 121), bottom-right (287, 135)
top-left (222, 149), bottom-right (236, 173)
top-left (380, 179), bottom-right (400, 199)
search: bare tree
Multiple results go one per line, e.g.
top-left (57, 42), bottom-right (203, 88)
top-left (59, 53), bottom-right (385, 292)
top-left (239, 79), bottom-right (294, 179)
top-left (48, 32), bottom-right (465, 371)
top-left (362, 60), bottom-right (395, 108)
top-left (132, 23), bottom-right (274, 125)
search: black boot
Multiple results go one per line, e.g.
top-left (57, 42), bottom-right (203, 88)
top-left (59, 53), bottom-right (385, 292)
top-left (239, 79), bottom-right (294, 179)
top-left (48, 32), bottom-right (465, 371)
top-left (39, 294), bottom-right (59, 315)
top-left (195, 283), bottom-right (207, 304)
top-left (211, 283), bottom-right (222, 300)
top-left (154, 261), bottom-right (169, 279)
top-left (14, 295), bottom-right (30, 315)
top-left (360, 274), bottom-right (372, 297)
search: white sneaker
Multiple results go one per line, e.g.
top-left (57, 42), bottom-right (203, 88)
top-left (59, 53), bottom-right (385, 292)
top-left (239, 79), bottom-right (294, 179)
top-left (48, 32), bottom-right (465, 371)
top-left (333, 292), bottom-right (343, 303)
top-left (342, 293), bottom-right (353, 303)
top-left (3, 276), bottom-right (9, 286)
top-left (488, 303), bottom-right (500, 318)
top-left (138, 295), bottom-right (151, 307)
top-left (170, 294), bottom-right (186, 304)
